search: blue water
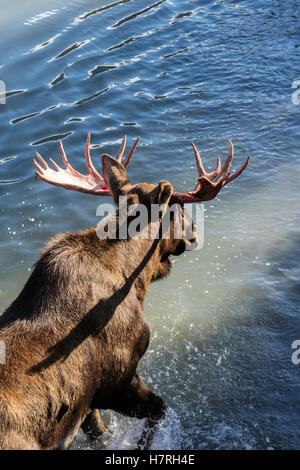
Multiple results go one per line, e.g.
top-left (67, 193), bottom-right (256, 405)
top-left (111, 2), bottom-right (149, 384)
top-left (0, 0), bottom-right (300, 449)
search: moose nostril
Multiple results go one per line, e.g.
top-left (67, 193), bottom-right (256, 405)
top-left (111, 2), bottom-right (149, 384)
top-left (185, 234), bottom-right (198, 251)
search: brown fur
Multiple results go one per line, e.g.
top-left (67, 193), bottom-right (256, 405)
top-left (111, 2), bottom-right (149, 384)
top-left (0, 155), bottom-right (196, 450)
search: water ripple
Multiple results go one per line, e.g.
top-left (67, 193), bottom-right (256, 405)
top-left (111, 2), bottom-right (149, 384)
top-left (108, 0), bottom-right (165, 30)
top-left (24, 9), bottom-right (59, 25)
top-left (88, 65), bottom-right (117, 78)
top-left (50, 40), bottom-right (90, 62)
top-left (69, 76), bottom-right (139, 106)
top-left (64, 116), bottom-right (88, 124)
top-left (73, 0), bottom-right (133, 25)
top-left (31, 132), bottom-right (72, 146)
top-left (106, 20), bottom-right (174, 52)
top-left (49, 72), bottom-right (65, 87)
top-left (27, 34), bottom-right (61, 54)
top-left (1, 0), bottom-right (299, 450)
top-left (0, 156), bottom-right (21, 185)
top-left (0, 156), bottom-right (17, 165)
top-left (0, 89), bottom-right (28, 101)
top-left (0, 178), bottom-right (23, 185)
top-left (11, 104), bottom-right (61, 125)
top-left (159, 46), bottom-right (193, 60)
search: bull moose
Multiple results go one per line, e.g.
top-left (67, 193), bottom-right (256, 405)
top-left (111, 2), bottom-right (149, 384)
top-left (0, 135), bottom-right (249, 449)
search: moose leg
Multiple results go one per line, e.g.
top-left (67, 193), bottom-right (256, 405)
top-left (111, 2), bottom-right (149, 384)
top-left (112, 374), bottom-right (165, 449)
top-left (90, 375), bottom-right (165, 448)
top-left (81, 409), bottom-right (107, 439)
top-left (113, 374), bottom-right (165, 420)
top-left (137, 417), bottom-right (162, 450)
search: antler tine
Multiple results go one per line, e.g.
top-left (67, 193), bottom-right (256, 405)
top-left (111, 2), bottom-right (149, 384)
top-left (226, 156), bottom-right (250, 183)
top-left (59, 140), bottom-right (69, 169)
top-left (123, 136), bottom-right (140, 168)
top-left (49, 158), bottom-right (61, 171)
top-left (216, 139), bottom-right (234, 184)
top-left (33, 155), bottom-right (46, 175)
top-left (85, 133), bottom-right (102, 179)
top-left (192, 143), bottom-right (206, 177)
top-left (192, 143), bottom-right (221, 181)
top-left (59, 139), bottom-right (86, 179)
top-left (207, 157), bottom-right (221, 180)
top-left (173, 140), bottom-right (250, 203)
top-left (117, 135), bottom-right (127, 162)
top-left (35, 152), bottom-right (49, 170)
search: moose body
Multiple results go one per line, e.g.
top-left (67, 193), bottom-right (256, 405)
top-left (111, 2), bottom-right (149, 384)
top-left (0, 136), bottom-right (249, 449)
top-left (0, 229), bottom-right (168, 449)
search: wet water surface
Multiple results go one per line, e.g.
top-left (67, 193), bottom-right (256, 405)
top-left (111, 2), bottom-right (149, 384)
top-left (0, 0), bottom-right (300, 449)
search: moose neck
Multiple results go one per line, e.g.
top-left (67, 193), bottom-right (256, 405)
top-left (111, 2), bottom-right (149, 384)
top-left (105, 234), bottom-right (163, 304)
top-left (95, 207), bottom-right (167, 304)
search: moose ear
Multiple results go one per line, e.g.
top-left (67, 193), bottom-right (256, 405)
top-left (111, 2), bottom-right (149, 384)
top-left (151, 180), bottom-right (173, 206)
top-left (101, 154), bottom-right (131, 204)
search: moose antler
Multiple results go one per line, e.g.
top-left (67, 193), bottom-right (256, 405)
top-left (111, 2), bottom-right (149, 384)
top-left (34, 135), bottom-right (249, 201)
top-left (173, 140), bottom-right (250, 203)
top-left (33, 133), bottom-right (139, 195)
